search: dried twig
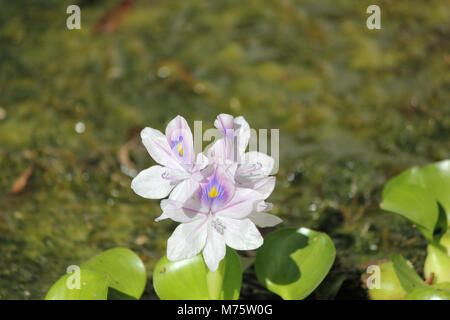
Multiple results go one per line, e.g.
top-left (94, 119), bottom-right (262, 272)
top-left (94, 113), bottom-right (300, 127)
top-left (8, 166), bottom-right (34, 195)
top-left (424, 272), bottom-right (434, 285)
top-left (93, 0), bottom-right (135, 34)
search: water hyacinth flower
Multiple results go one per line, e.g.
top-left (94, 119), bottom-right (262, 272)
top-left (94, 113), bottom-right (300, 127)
top-left (206, 113), bottom-right (250, 165)
top-left (207, 114), bottom-right (275, 188)
top-left (132, 114), bottom-right (282, 271)
top-left (207, 114), bottom-right (278, 219)
top-left (156, 165), bottom-right (280, 271)
top-left (131, 115), bottom-right (208, 202)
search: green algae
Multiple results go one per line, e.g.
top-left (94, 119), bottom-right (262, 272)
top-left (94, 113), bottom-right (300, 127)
top-left (0, 0), bottom-right (449, 299)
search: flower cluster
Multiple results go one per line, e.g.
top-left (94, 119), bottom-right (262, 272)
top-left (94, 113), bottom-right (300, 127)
top-left (131, 114), bottom-right (281, 271)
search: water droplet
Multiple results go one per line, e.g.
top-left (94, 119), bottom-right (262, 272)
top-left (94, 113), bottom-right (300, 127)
top-left (157, 66), bottom-right (171, 78)
top-left (75, 122), bottom-right (85, 133)
top-left (0, 107), bottom-right (6, 120)
top-left (194, 83), bottom-right (206, 94)
top-left (120, 163), bottom-right (138, 178)
top-left (287, 172), bottom-right (295, 182)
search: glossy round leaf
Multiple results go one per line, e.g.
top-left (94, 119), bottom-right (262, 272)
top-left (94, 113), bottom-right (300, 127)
top-left (218, 248), bottom-right (243, 300)
top-left (424, 244), bottom-right (450, 284)
top-left (153, 247), bottom-right (242, 300)
top-left (382, 161), bottom-right (450, 213)
top-left (434, 282), bottom-right (450, 290)
top-left (381, 185), bottom-right (439, 243)
top-left (390, 254), bottom-right (427, 293)
top-left (255, 227), bottom-right (335, 300)
top-left (440, 231), bottom-right (450, 255)
top-left (381, 160), bottom-right (450, 243)
top-left (405, 287), bottom-right (450, 300)
top-left (45, 269), bottom-right (108, 300)
top-left (367, 261), bottom-right (407, 300)
top-left (80, 247), bottom-right (146, 300)
top-left (419, 160), bottom-right (450, 220)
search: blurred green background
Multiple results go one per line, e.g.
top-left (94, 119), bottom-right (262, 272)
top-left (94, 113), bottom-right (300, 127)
top-left (0, 0), bottom-right (449, 299)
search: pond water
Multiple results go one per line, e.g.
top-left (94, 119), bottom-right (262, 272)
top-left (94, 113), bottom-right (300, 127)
top-left (0, 0), bottom-right (448, 299)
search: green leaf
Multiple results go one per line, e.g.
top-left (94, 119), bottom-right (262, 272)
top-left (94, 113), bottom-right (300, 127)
top-left (434, 203), bottom-right (448, 243)
top-left (390, 253), bottom-right (427, 293)
top-left (435, 282), bottom-right (450, 290)
top-left (219, 248), bottom-right (243, 300)
top-left (366, 260), bottom-right (407, 300)
top-left (153, 247), bottom-right (242, 300)
top-left (405, 287), bottom-right (450, 300)
top-left (424, 244), bottom-right (450, 284)
top-left (80, 247), bottom-right (146, 300)
top-left (44, 247), bottom-right (147, 300)
top-left (381, 160), bottom-right (450, 243)
top-left (153, 255), bottom-right (209, 300)
top-left (419, 160), bottom-right (450, 221)
top-left (255, 227), bottom-right (335, 300)
top-left (381, 185), bottom-right (439, 242)
top-left (45, 269), bottom-right (108, 300)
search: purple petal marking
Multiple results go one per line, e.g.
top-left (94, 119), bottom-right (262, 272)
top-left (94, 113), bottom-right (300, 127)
top-left (201, 173), bottom-right (227, 203)
top-left (197, 166), bottom-right (235, 212)
top-left (216, 114), bottom-right (234, 138)
top-left (165, 116), bottom-right (195, 168)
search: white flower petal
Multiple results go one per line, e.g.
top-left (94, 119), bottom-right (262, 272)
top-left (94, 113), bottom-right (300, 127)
top-left (233, 116), bottom-right (250, 159)
top-left (214, 187), bottom-right (264, 219)
top-left (195, 152), bottom-right (209, 171)
top-left (222, 218), bottom-right (263, 251)
top-left (238, 151), bottom-right (274, 178)
top-left (214, 188), bottom-right (264, 219)
top-left (131, 165), bottom-right (175, 199)
top-left (205, 137), bottom-right (231, 163)
top-left (157, 199), bottom-right (206, 223)
top-left (237, 176), bottom-right (276, 199)
top-left (167, 218), bottom-right (208, 261)
top-left (206, 115), bottom-right (250, 164)
top-left (193, 163), bottom-right (215, 184)
top-left (203, 219), bottom-right (226, 271)
top-left (223, 162), bottom-right (238, 178)
top-left (165, 115), bottom-right (195, 167)
top-left (253, 176), bottom-right (276, 198)
top-left (256, 201), bottom-right (274, 212)
top-left (249, 212), bottom-right (282, 228)
top-left (141, 127), bottom-right (184, 170)
top-left (169, 177), bottom-right (199, 202)
top-left (214, 114), bottom-right (235, 136)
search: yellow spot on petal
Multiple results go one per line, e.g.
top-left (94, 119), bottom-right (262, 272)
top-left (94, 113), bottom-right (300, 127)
top-left (177, 142), bottom-right (183, 156)
top-left (208, 186), bottom-right (218, 198)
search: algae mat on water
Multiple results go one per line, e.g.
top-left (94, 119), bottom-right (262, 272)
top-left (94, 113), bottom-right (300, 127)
top-left (0, 0), bottom-right (449, 299)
